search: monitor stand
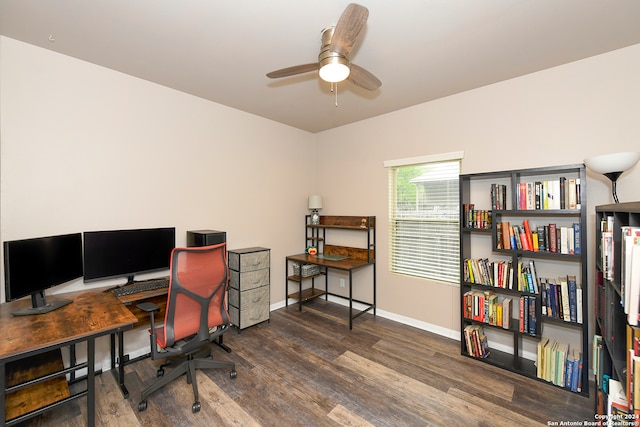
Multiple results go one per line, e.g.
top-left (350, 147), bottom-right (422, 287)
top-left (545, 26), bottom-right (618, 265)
top-left (11, 291), bottom-right (72, 316)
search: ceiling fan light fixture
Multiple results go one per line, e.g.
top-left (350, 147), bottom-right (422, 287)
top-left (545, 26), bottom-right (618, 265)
top-left (318, 53), bottom-right (350, 83)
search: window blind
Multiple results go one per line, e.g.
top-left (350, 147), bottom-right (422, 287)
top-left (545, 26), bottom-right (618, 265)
top-left (387, 158), bottom-right (460, 283)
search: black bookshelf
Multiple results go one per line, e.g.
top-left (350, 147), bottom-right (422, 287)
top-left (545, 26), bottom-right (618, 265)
top-left (460, 164), bottom-right (589, 396)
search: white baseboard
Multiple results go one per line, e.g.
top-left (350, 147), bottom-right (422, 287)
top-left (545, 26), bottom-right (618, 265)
top-left (276, 296), bottom-right (537, 361)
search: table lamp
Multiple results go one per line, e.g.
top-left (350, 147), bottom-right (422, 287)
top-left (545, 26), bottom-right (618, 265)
top-left (584, 152), bottom-right (640, 203)
top-left (308, 195), bottom-right (323, 225)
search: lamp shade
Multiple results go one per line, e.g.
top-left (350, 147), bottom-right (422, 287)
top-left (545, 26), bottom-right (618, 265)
top-left (584, 151), bottom-right (640, 203)
top-left (308, 195), bottom-right (323, 210)
top-left (584, 152), bottom-right (640, 174)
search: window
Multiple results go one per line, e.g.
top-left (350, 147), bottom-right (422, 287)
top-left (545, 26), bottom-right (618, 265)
top-left (385, 153), bottom-right (462, 284)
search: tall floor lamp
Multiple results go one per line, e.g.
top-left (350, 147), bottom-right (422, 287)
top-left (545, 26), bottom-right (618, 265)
top-left (584, 152), bottom-right (640, 203)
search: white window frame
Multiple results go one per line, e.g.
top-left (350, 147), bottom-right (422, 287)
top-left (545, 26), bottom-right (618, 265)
top-left (384, 151), bottom-right (464, 284)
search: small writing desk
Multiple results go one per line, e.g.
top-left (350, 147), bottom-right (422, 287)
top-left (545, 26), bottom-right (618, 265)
top-left (0, 289), bottom-right (137, 426)
top-left (286, 246), bottom-right (376, 329)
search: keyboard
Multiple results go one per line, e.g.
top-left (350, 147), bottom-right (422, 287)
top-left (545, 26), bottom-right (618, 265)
top-left (113, 278), bottom-right (169, 297)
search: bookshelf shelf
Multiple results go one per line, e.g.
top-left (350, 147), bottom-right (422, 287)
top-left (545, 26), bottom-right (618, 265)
top-left (460, 164), bottom-right (588, 396)
top-left (462, 347), bottom-right (538, 377)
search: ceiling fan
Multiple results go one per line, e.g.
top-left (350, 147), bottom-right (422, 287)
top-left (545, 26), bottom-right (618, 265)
top-left (266, 3), bottom-right (382, 91)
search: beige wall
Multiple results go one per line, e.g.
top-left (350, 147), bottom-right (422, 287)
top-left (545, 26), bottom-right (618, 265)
top-left (0, 36), bottom-right (315, 361)
top-left (314, 43), bottom-right (640, 339)
top-left (2, 35), bottom-right (640, 363)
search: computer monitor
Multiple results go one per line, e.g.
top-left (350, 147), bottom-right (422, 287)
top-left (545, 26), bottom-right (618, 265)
top-left (3, 232), bottom-right (83, 316)
top-left (83, 227), bottom-right (175, 285)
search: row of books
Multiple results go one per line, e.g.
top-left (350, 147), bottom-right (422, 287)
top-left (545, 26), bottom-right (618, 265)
top-left (463, 258), bottom-right (582, 325)
top-left (516, 178), bottom-right (582, 211)
top-left (519, 295), bottom-right (537, 336)
top-left (540, 275), bottom-right (583, 324)
top-left (497, 220), bottom-right (582, 255)
top-left (607, 378), bottom-right (632, 420)
top-left (491, 184), bottom-right (508, 210)
top-left (462, 204), bottom-right (492, 229)
top-left (537, 338), bottom-right (582, 392)
top-left (593, 348), bottom-right (631, 419)
top-left (600, 216), bottom-right (615, 282)
top-left (463, 291), bottom-right (538, 335)
top-left (621, 226), bottom-right (640, 327)
top-left (463, 257), bottom-right (541, 292)
top-left (623, 327), bottom-right (640, 416)
top-left (490, 179), bottom-right (582, 211)
top-left (463, 324), bottom-right (490, 359)
top-left (463, 290), bottom-right (512, 329)
top-left (594, 328), bottom-right (640, 417)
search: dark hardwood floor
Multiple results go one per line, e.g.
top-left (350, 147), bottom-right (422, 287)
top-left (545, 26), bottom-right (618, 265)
top-left (20, 299), bottom-right (594, 426)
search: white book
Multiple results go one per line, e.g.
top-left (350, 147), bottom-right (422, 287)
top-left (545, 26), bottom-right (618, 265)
top-left (627, 244), bottom-right (640, 326)
top-left (622, 227), bottom-right (640, 313)
top-left (559, 277), bottom-right (571, 322)
top-left (576, 288), bottom-right (583, 324)
top-left (568, 227), bottom-right (575, 255)
top-left (552, 180), bottom-right (561, 209)
top-left (567, 178), bottom-right (577, 209)
top-left (560, 226), bottom-right (569, 254)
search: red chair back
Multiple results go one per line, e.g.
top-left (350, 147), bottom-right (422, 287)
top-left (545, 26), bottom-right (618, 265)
top-left (158, 243), bottom-right (229, 348)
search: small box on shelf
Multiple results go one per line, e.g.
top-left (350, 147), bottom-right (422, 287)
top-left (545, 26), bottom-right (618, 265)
top-left (292, 263), bottom-right (321, 277)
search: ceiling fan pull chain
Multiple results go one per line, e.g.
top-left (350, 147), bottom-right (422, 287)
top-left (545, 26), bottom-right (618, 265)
top-left (335, 83), bottom-right (339, 107)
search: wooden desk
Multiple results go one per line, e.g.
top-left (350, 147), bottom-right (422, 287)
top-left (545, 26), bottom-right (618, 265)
top-left (286, 246), bottom-right (376, 329)
top-left (0, 290), bottom-right (137, 426)
top-left (111, 286), bottom-right (169, 399)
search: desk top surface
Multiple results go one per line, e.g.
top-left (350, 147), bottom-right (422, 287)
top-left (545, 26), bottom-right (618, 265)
top-left (286, 253), bottom-right (373, 271)
top-left (0, 289), bottom-right (137, 361)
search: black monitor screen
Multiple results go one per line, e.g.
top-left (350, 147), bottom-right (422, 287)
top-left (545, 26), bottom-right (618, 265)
top-left (3, 232), bottom-right (84, 302)
top-left (83, 227), bottom-right (175, 284)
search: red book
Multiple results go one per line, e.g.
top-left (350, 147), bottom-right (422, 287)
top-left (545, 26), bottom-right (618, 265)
top-left (519, 229), bottom-right (531, 251)
top-left (519, 296), bottom-right (525, 332)
top-left (523, 219), bottom-right (534, 251)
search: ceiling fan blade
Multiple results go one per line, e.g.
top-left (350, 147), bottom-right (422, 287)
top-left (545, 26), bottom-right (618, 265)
top-left (349, 64), bottom-right (381, 90)
top-left (266, 63), bottom-right (319, 79)
top-left (330, 3), bottom-right (369, 58)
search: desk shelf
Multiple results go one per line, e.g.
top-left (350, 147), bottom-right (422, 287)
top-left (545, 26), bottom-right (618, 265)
top-left (5, 349), bottom-right (69, 422)
top-left (288, 287), bottom-right (326, 303)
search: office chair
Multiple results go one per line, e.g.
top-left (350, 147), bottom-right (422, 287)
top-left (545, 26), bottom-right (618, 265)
top-left (137, 243), bottom-right (237, 413)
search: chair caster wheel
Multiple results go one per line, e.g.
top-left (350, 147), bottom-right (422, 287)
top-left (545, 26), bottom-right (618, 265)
top-left (192, 401), bottom-right (201, 413)
top-left (156, 368), bottom-right (164, 377)
top-left (138, 401), bottom-right (148, 412)
top-left (230, 369), bottom-right (237, 379)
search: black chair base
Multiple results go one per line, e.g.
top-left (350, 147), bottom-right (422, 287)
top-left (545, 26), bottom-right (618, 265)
top-left (138, 344), bottom-right (236, 413)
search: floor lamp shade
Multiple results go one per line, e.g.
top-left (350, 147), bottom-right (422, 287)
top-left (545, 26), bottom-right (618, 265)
top-left (584, 152), bottom-right (640, 203)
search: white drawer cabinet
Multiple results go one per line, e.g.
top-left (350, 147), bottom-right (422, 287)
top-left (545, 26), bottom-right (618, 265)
top-left (227, 247), bottom-right (270, 330)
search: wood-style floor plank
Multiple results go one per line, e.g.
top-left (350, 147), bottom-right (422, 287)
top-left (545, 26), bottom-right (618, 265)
top-left (18, 298), bottom-right (594, 426)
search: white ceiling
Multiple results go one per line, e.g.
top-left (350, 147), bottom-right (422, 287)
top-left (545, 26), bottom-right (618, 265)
top-left (1, 0), bottom-right (640, 133)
